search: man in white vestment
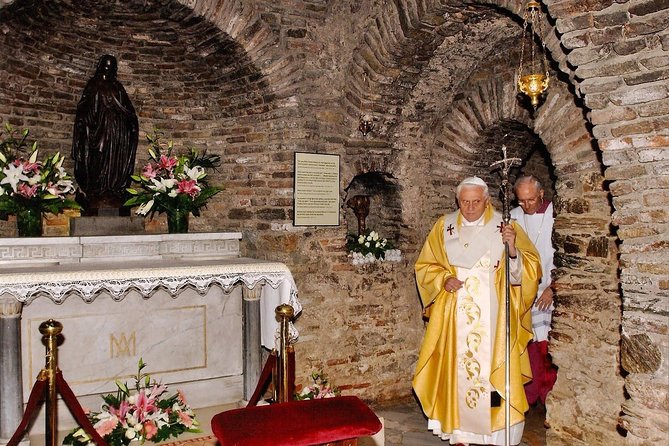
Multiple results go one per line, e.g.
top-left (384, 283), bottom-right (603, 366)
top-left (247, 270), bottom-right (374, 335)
top-left (511, 175), bottom-right (557, 407)
top-left (413, 176), bottom-right (541, 446)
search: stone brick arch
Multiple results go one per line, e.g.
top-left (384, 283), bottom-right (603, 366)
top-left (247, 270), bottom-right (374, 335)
top-left (176, 0), bottom-right (294, 90)
top-left (0, 0), bottom-right (302, 234)
top-left (341, 0), bottom-right (577, 143)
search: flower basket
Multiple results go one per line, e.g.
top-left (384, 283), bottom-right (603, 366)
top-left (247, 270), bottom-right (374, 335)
top-left (0, 123), bottom-right (80, 236)
top-left (63, 359), bottom-right (200, 446)
top-left (124, 132), bottom-right (222, 233)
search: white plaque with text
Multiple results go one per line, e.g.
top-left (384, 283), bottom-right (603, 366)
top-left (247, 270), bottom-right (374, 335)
top-left (293, 152), bottom-right (340, 226)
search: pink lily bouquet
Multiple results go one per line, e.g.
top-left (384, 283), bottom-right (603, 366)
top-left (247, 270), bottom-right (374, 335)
top-left (0, 123), bottom-right (79, 218)
top-left (124, 132), bottom-right (222, 219)
top-left (63, 359), bottom-right (199, 446)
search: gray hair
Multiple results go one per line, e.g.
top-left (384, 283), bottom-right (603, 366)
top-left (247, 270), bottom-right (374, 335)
top-left (514, 175), bottom-right (543, 192)
top-left (456, 176), bottom-right (489, 199)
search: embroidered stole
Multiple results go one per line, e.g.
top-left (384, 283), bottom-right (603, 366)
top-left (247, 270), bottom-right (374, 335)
top-left (442, 210), bottom-right (505, 435)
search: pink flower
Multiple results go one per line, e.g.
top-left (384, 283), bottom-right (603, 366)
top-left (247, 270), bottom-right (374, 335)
top-left (94, 415), bottom-right (119, 437)
top-left (177, 389), bottom-right (188, 405)
top-left (142, 163), bottom-right (159, 179)
top-left (147, 384), bottom-right (167, 400)
top-left (143, 421), bottom-right (158, 440)
top-left (134, 390), bottom-right (158, 421)
top-left (176, 179), bottom-right (200, 198)
top-left (21, 161), bottom-right (41, 174)
top-left (158, 155), bottom-right (178, 171)
top-left (177, 411), bottom-right (194, 427)
top-left (17, 183), bottom-right (39, 198)
top-left (109, 400), bottom-right (131, 423)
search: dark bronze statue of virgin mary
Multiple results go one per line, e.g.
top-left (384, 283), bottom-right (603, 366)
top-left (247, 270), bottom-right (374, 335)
top-left (72, 55), bottom-right (138, 214)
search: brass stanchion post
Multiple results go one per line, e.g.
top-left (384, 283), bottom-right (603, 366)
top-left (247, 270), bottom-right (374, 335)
top-left (275, 304), bottom-right (294, 403)
top-left (39, 319), bottom-right (62, 446)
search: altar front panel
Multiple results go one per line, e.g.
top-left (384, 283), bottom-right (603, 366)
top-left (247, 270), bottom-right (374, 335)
top-left (20, 285), bottom-right (244, 435)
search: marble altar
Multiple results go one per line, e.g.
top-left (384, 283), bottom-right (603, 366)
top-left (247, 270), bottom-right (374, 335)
top-left (0, 233), bottom-right (300, 444)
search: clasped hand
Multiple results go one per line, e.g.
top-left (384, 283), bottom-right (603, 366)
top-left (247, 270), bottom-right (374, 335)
top-left (501, 222), bottom-right (517, 257)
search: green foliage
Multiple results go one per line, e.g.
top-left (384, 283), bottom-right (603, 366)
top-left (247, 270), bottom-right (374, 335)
top-left (124, 131), bottom-right (222, 218)
top-left (346, 229), bottom-right (394, 259)
top-left (0, 123), bottom-right (80, 219)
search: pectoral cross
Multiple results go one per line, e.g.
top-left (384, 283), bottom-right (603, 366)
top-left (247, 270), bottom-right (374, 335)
top-left (490, 144), bottom-right (521, 224)
top-left (447, 224), bottom-right (454, 235)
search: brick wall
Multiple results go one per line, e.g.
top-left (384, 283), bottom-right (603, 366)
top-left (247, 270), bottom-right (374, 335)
top-left (1, 0), bottom-right (667, 444)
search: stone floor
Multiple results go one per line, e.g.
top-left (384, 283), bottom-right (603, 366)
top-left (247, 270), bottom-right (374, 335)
top-left (119, 399), bottom-right (547, 446)
top-left (372, 400), bottom-right (547, 446)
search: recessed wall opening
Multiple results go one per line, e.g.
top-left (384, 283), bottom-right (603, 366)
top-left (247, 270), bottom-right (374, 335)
top-left (343, 171), bottom-right (402, 244)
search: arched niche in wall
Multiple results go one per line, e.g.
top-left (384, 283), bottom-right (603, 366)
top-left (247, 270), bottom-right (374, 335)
top-left (343, 171), bottom-right (402, 245)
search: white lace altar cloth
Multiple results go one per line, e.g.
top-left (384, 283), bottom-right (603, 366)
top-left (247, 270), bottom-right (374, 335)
top-left (0, 257), bottom-right (301, 347)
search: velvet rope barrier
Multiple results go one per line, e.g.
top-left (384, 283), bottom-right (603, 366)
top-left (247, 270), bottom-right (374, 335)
top-left (246, 351), bottom-right (278, 407)
top-left (56, 371), bottom-right (108, 446)
top-left (5, 375), bottom-right (48, 446)
top-left (4, 369), bottom-right (108, 446)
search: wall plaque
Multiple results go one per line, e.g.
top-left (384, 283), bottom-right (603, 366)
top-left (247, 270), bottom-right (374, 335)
top-left (293, 152), bottom-right (340, 226)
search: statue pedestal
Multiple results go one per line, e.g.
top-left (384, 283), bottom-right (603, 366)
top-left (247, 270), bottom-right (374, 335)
top-left (70, 215), bottom-right (146, 236)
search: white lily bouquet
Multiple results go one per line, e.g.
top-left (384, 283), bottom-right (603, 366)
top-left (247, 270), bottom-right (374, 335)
top-left (346, 229), bottom-right (402, 265)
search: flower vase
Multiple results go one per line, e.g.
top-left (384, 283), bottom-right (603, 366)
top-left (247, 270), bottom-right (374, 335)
top-left (167, 208), bottom-right (189, 234)
top-left (16, 207), bottom-right (43, 237)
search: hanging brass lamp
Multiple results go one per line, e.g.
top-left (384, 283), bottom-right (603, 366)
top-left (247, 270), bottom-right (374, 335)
top-left (517, 0), bottom-right (550, 109)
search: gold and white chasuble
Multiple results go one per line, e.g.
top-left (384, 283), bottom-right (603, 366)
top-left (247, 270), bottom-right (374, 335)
top-left (413, 204), bottom-right (541, 445)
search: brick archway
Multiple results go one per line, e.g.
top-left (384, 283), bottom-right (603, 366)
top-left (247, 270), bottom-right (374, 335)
top-left (428, 73), bottom-right (623, 443)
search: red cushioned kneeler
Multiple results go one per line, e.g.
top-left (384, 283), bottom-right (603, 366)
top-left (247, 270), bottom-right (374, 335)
top-left (211, 396), bottom-right (382, 446)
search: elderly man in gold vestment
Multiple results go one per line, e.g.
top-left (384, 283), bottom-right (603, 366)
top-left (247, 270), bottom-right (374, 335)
top-left (413, 176), bottom-right (541, 445)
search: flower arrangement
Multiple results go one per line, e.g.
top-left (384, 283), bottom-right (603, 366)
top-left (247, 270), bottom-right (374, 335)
top-left (346, 229), bottom-right (402, 265)
top-left (295, 370), bottom-right (341, 400)
top-left (63, 359), bottom-right (200, 446)
top-left (124, 132), bottom-right (222, 226)
top-left (0, 123), bottom-right (79, 229)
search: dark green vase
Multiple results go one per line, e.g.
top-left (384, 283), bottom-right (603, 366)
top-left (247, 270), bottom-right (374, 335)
top-left (167, 208), bottom-right (189, 234)
top-left (16, 207), bottom-right (43, 237)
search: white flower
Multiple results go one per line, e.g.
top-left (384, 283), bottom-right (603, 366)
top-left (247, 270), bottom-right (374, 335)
top-left (184, 165), bottom-right (204, 181)
top-left (125, 429), bottom-right (136, 440)
top-left (358, 235), bottom-right (365, 244)
top-left (1, 163), bottom-right (29, 192)
top-left (27, 173), bottom-right (42, 186)
top-left (127, 395), bottom-right (137, 405)
top-left (149, 177), bottom-right (177, 193)
top-left (52, 178), bottom-right (75, 195)
top-left (135, 199), bottom-right (154, 215)
top-left (371, 231), bottom-right (379, 241)
top-left (375, 242), bottom-right (380, 248)
top-left (364, 242), bottom-right (370, 247)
